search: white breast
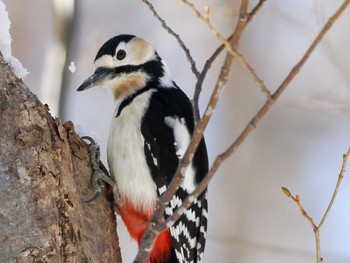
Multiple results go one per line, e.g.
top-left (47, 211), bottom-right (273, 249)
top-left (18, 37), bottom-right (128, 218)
top-left (107, 90), bottom-right (157, 211)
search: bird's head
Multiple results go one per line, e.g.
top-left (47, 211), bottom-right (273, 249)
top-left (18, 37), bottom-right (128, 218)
top-left (77, 34), bottom-right (172, 100)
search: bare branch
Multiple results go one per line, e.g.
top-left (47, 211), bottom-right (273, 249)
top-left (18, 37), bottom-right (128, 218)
top-left (141, 0), bottom-right (200, 78)
top-left (217, 0), bottom-right (350, 161)
top-left (282, 147), bottom-right (350, 263)
top-left (281, 187), bottom-right (317, 231)
top-left (181, 0), bottom-right (271, 99)
top-left (133, 1), bottom-right (250, 262)
top-left (192, 1), bottom-right (267, 120)
top-left (135, 0), bottom-right (350, 262)
top-left (142, 0), bottom-right (269, 122)
top-left (319, 148), bottom-right (350, 228)
top-left (134, 1), bottom-right (350, 261)
top-left (247, 0), bottom-right (267, 23)
top-left (192, 34), bottom-right (232, 121)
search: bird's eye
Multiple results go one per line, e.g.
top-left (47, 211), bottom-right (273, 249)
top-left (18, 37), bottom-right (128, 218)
top-left (116, 49), bottom-right (126, 60)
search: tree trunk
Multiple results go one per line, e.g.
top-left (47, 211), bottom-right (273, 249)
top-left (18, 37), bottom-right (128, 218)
top-left (0, 53), bottom-right (122, 262)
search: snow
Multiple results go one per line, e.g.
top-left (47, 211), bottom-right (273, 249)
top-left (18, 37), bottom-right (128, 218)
top-left (0, 1), bottom-right (28, 79)
top-left (68, 61), bottom-right (76, 73)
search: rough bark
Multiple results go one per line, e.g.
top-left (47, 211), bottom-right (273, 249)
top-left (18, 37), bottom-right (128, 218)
top-left (0, 53), bottom-right (122, 263)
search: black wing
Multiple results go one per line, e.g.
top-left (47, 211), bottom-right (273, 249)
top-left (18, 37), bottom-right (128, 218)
top-left (141, 86), bottom-right (208, 263)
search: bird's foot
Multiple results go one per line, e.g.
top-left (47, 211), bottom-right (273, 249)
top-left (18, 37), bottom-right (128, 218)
top-left (82, 136), bottom-right (115, 202)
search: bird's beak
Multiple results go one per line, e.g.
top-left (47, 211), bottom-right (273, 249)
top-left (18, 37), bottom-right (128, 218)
top-left (77, 68), bottom-right (111, 91)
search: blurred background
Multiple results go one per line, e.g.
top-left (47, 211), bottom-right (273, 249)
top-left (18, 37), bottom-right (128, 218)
top-left (3, 0), bottom-right (350, 262)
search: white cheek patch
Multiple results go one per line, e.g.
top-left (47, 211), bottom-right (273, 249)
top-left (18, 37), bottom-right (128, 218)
top-left (94, 55), bottom-right (115, 69)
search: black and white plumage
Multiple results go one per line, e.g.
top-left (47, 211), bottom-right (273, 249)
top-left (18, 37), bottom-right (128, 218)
top-left (78, 34), bottom-right (208, 263)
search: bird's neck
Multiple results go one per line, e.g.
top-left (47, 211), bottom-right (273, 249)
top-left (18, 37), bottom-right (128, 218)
top-left (110, 58), bottom-right (174, 104)
top-left (109, 71), bottom-right (149, 101)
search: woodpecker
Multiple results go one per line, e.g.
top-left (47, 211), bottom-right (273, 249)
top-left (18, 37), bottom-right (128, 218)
top-left (78, 34), bottom-right (208, 263)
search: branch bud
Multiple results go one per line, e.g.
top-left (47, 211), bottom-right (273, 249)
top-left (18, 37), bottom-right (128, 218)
top-left (204, 5), bottom-right (210, 17)
top-left (281, 187), bottom-right (291, 197)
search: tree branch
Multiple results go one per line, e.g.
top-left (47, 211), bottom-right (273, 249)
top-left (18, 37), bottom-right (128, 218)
top-left (192, 34), bottom-right (232, 121)
top-left (282, 147), bottom-right (350, 263)
top-left (192, 0), bottom-right (267, 121)
top-left (281, 187), bottom-right (317, 231)
top-left (217, 0), bottom-right (350, 161)
top-left (247, 0), bottom-right (267, 23)
top-left (319, 148), bottom-right (350, 229)
top-left (141, 0), bottom-right (200, 78)
top-left (181, 0), bottom-right (271, 100)
top-left (134, 1), bottom-right (250, 262)
top-left (134, 0), bottom-right (350, 262)
top-left (156, 0), bottom-right (350, 252)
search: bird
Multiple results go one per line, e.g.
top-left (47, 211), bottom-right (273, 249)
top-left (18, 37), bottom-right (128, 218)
top-left (78, 34), bottom-right (208, 263)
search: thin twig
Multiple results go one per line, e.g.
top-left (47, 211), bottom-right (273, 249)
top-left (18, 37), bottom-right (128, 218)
top-left (247, 0), bottom-right (267, 23)
top-left (134, 0), bottom-right (350, 262)
top-left (282, 147), bottom-right (350, 263)
top-left (281, 187), bottom-right (317, 230)
top-left (192, 34), bottom-right (233, 121)
top-left (134, 1), bottom-right (250, 262)
top-left (215, 0), bottom-right (350, 161)
top-left (192, 1), bottom-right (267, 121)
top-left (134, 1), bottom-right (350, 262)
top-left (181, 0), bottom-right (271, 99)
top-left (142, 0), bottom-right (200, 78)
top-left (319, 148), bottom-right (350, 228)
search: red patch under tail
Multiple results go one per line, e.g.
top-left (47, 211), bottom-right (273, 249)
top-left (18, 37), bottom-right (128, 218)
top-left (118, 201), bottom-right (172, 263)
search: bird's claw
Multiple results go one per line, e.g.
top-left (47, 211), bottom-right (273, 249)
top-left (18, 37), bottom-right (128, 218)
top-left (82, 136), bottom-right (115, 203)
